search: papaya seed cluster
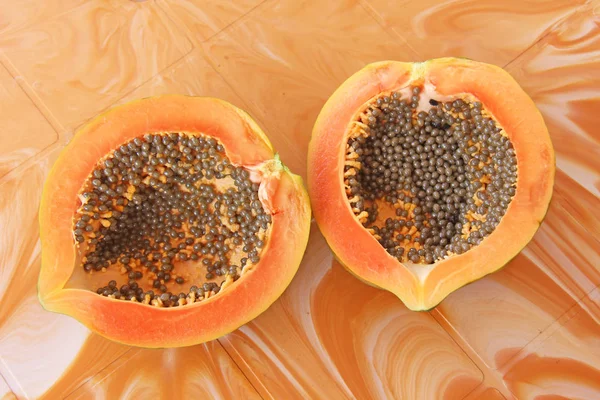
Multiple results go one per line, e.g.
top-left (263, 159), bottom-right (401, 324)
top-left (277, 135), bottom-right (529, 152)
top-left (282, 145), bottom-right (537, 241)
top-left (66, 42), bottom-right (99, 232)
top-left (74, 132), bottom-right (271, 307)
top-left (345, 87), bottom-right (517, 264)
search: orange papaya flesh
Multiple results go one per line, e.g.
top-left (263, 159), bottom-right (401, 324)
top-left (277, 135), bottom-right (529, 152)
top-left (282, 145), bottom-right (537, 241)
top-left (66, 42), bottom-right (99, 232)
top-left (38, 95), bottom-right (311, 348)
top-left (308, 58), bottom-right (554, 311)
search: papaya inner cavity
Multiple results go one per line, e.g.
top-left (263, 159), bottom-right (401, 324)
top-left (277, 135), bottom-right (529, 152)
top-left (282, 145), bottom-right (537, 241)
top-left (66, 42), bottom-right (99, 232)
top-left (344, 86), bottom-right (518, 265)
top-left (71, 132), bottom-right (272, 307)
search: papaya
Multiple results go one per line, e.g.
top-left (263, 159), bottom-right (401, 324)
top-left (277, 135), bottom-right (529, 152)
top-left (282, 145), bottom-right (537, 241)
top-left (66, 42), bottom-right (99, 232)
top-left (308, 57), bottom-right (554, 311)
top-left (38, 95), bottom-right (311, 348)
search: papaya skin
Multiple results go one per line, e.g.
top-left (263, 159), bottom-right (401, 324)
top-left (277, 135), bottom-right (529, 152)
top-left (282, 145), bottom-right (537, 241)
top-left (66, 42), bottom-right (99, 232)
top-left (308, 57), bottom-right (554, 311)
top-left (38, 95), bottom-right (311, 348)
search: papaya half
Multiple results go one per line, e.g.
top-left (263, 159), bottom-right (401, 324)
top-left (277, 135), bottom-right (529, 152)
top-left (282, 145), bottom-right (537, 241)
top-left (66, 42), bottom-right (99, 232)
top-left (38, 95), bottom-right (311, 348)
top-left (308, 57), bottom-right (554, 311)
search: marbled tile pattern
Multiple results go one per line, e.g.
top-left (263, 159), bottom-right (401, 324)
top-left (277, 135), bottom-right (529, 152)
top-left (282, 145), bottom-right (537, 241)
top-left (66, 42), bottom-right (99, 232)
top-left (0, 0), bottom-right (598, 398)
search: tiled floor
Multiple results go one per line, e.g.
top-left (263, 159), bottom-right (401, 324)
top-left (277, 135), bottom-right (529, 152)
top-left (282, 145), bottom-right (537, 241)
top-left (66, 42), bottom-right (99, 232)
top-left (0, 0), bottom-right (598, 399)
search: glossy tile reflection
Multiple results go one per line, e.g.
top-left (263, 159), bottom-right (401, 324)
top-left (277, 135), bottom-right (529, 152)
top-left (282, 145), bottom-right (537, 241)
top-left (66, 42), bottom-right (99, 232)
top-left (114, 48), bottom-right (245, 111)
top-left (474, 388), bottom-right (506, 400)
top-left (437, 250), bottom-right (572, 371)
top-left (158, 0), bottom-right (265, 42)
top-left (0, 0), bottom-right (88, 36)
top-left (364, 0), bottom-right (586, 66)
top-left (0, 62), bottom-right (57, 179)
top-left (0, 0), bottom-right (192, 131)
top-left (0, 0), bottom-right (599, 398)
top-left (506, 3), bottom-right (600, 239)
top-left (502, 289), bottom-right (600, 399)
top-left (223, 226), bottom-right (483, 400)
top-left (0, 147), bottom-right (130, 400)
top-left (552, 168), bottom-right (600, 240)
top-left (523, 200), bottom-right (600, 300)
top-left (67, 342), bottom-right (262, 399)
top-left (0, 376), bottom-right (15, 400)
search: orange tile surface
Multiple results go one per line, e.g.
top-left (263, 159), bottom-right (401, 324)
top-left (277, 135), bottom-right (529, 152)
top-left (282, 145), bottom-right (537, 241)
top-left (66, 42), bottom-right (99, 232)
top-left (501, 288), bottom-right (600, 399)
top-left (363, 0), bottom-right (587, 67)
top-left (505, 3), bottom-right (600, 239)
top-left (0, 375), bottom-right (16, 400)
top-left (157, 0), bottom-right (264, 42)
top-left (0, 0), bottom-right (599, 399)
top-left (222, 226), bottom-right (484, 400)
top-left (0, 61), bottom-right (57, 179)
top-left (66, 342), bottom-right (262, 399)
top-left (0, 0), bottom-right (193, 131)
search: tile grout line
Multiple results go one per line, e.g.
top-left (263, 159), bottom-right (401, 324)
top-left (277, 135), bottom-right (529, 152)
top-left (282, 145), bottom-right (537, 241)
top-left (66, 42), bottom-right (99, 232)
top-left (201, 0), bottom-right (271, 43)
top-left (552, 187), bottom-right (600, 239)
top-left (0, 50), bottom-right (191, 187)
top-left (503, 1), bottom-right (591, 69)
top-left (358, 0), bottom-right (423, 61)
top-left (155, 0), bottom-right (271, 47)
top-left (73, 1), bottom-right (197, 121)
top-left (59, 347), bottom-right (138, 400)
top-left (543, 169), bottom-right (600, 246)
top-left (153, 0), bottom-right (267, 130)
top-left (496, 286), bottom-right (600, 376)
top-left (0, 52), bottom-right (65, 187)
top-left (0, 357), bottom-right (28, 399)
top-left (0, 0), bottom-right (195, 186)
top-left (429, 309), bottom-right (515, 399)
top-left (523, 199), bottom-right (600, 306)
top-left (216, 338), bottom-right (269, 400)
top-left (0, 53), bottom-right (65, 135)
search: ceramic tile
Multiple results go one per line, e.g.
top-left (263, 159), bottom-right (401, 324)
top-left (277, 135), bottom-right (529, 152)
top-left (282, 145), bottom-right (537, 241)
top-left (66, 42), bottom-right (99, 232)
top-left (157, 0), bottom-right (265, 42)
top-left (436, 253), bottom-right (568, 372)
top-left (506, 3), bottom-right (600, 239)
top-left (552, 168), bottom-right (600, 240)
top-left (0, 0), bottom-right (192, 132)
top-left (0, 147), bottom-right (130, 400)
top-left (113, 48), bottom-right (244, 110)
top-left (523, 199), bottom-right (600, 300)
top-left (203, 0), bottom-right (420, 179)
top-left (363, 0), bottom-right (586, 67)
top-left (0, 375), bottom-right (16, 400)
top-left (502, 289), bottom-right (600, 399)
top-left (221, 225), bottom-right (483, 400)
top-left (436, 198), bottom-right (600, 372)
top-left (0, 0), bottom-right (88, 36)
top-left (473, 388), bottom-right (506, 400)
top-left (66, 342), bottom-right (261, 399)
top-left (0, 61), bottom-right (58, 180)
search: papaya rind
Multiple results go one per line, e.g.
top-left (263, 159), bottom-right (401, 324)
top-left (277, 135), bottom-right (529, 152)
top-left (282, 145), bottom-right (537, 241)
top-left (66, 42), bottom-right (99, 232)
top-left (308, 57), bottom-right (554, 311)
top-left (38, 95), bottom-right (311, 348)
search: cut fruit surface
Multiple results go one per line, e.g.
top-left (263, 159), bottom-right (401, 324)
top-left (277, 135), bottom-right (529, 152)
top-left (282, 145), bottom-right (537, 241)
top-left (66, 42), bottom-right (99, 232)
top-left (308, 58), bottom-right (554, 311)
top-left (38, 95), bottom-right (311, 348)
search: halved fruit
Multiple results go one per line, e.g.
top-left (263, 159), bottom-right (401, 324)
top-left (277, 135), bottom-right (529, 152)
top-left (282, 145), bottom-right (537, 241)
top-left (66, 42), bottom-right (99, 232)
top-left (308, 57), bottom-right (554, 310)
top-left (38, 95), bottom-right (311, 348)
